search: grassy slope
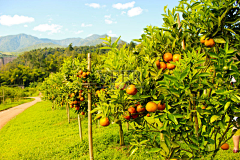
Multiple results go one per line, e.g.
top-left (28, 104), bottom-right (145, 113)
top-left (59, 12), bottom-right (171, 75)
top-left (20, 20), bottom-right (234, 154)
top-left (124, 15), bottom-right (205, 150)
top-left (0, 100), bottom-right (239, 160)
top-left (0, 98), bottom-right (35, 111)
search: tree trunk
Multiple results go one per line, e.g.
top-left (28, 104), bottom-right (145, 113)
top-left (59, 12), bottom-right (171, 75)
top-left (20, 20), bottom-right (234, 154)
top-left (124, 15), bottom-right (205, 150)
top-left (118, 121), bottom-right (124, 146)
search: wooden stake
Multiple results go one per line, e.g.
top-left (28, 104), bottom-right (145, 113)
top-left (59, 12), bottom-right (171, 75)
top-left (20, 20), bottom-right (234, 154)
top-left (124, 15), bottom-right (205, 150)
top-left (88, 53), bottom-right (94, 160)
top-left (177, 13), bottom-right (185, 50)
top-left (78, 114), bottom-right (83, 141)
top-left (67, 103), bottom-right (70, 123)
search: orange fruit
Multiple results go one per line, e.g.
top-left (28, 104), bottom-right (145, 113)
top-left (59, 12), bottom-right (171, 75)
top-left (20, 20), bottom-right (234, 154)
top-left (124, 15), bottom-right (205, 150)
top-left (167, 63), bottom-right (175, 70)
top-left (159, 62), bottom-right (167, 70)
top-left (137, 105), bottom-right (145, 112)
top-left (173, 54), bottom-right (180, 62)
top-left (147, 113), bottom-right (150, 117)
top-left (202, 106), bottom-right (206, 110)
top-left (205, 39), bottom-right (215, 47)
top-left (126, 85), bottom-right (137, 95)
top-left (82, 72), bottom-right (87, 77)
top-left (128, 106), bottom-right (136, 114)
top-left (163, 53), bottom-right (173, 63)
top-left (123, 111), bottom-right (131, 120)
top-left (100, 117), bottom-right (110, 126)
top-left (157, 103), bottom-right (166, 110)
top-left (80, 112), bottom-right (85, 115)
top-left (78, 70), bottom-right (83, 75)
top-left (75, 106), bottom-right (80, 110)
top-left (131, 114), bottom-right (139, 119)
top-left (156, 60), bottom-right (160, 68)
top-left (70, 104), bottom-right (74, 108)
top-left (79, 90), bottom-right (83, 93)
top-left (146, 102), bottom-right (158, 112)
top-left (96, 90), bottom-right (101, 95)
top-left (80, 97), bottom-right (84, 101)
top-left (221, 143), bottom-right (229, 150)
top-left (73, 101), bottom-right (78, 105)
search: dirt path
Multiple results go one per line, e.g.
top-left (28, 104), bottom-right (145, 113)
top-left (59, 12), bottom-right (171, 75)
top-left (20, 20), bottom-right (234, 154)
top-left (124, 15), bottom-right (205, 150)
top-left (0, 97), bottom-right (41, 129)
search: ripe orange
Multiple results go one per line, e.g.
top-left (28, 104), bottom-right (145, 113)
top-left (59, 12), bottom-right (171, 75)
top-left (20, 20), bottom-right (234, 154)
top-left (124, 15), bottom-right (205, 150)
top-left (202, 106), bottom-right (206, 110)
top-left (159, 62), bottom-right (167, 70)
top-left (136, 105), bottom-right (145, 112)
top-left (75, 106), bottom-right (80, 110)
top-left (73, 101), bottom-right (78, 105)
top-left (157, 103), bottom-right (166, 110)
top-left (79, 90), bottom-right (83, 93)
top-left (78, 70), bottom-right (83, 75)
top-left (167, 63), bottom-right (176, 70)
top-left (100, 117), bottom-right (110, 127)
top-left (205, 39), bottom-right (215, 47)
top-left (123, 111), bottom-right (131, 120)
top-left (156, 60), bottom-right (160, 68)
top-left (147, 113), bottom-right (150, 117)
top-left (70, 104), bottom-right (74, 108)
top-left (126, 85), bottom-right (137, 95)
top-left (221, 143), bottom-right (229, 150)
top-left (173, 54), bottom-right (180, 62)
top-left (80, 112), bottom-right (85, 115)
top-left (128, 106), bottom-right (136, 114)
top-left (131, 114), bottom-right (139, 119)
top-left (163, 53), bottom-right (173, 63)
top-left (96, 90), bottom-right (101, 95)
top-left (80, 97), bottom-right (84, 101)
top-left (146, 102), bottom-right (158, 112)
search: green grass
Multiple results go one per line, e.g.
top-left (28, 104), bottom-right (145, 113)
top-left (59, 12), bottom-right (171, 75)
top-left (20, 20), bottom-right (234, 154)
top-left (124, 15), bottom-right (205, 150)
top-left (0, 100), bottom-right (240, 160)
top-left (0, 98), bottom-right (35, 111)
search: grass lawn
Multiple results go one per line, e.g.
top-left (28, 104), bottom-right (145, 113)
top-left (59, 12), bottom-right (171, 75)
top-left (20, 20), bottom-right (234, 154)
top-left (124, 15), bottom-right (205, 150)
top-left (0, 98), bottom-right (35, 111)
top-left (0, 100), bottom-right (239, 160)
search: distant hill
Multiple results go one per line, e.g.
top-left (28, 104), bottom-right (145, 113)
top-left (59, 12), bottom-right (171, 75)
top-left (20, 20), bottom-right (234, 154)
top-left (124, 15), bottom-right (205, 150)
top-left (0, 33), bottom-right (126, 52)
top-left (16, 43), bottom-right (64, 53)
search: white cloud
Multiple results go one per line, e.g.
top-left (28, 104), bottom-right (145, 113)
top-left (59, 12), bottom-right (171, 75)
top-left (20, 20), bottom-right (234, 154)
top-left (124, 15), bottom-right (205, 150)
top-left (87, 34), bottom-right (93, 37)
top-left (24, 24), bottom-right (28, 27)
top-left (85, 3), bottom-right (101, 8)
top-left (107, 30), bottom-right (117, 37)
top-left (127, 7), bottom-right (143, 17)
top-left (48, 18), bottom-right (53, 23)
top-left (0, 15), bottom-right (34, 26)
top-left (105, 19), bottom-right (113, 24)
top-left (81, 23), bottom-right (92, 27)
top-left (102, 5), bottom-right (107, 8)
top-left (104, 15), bottom-right (111, 19)
top-left (121, 11), bottom-right (126, 15)
top-left (113, 1), bottom-right (135, 9)
top-left (33, 24), bottom-right (62, 34)
top-left (75, 30), bottom-right (83, 34)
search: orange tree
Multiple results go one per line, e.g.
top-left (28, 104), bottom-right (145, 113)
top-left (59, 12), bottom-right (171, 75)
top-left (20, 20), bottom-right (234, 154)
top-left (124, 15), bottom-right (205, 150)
top-left (92, 0), bottom-right (240, 159)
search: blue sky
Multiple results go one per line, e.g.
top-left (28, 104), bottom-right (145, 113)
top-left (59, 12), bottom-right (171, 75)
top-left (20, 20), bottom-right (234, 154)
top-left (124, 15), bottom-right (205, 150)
top-left (0, 0), bottom-right (179, 43)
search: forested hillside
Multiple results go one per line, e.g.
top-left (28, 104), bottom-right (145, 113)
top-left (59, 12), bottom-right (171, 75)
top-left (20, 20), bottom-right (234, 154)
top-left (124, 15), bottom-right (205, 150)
top-left (0, 41), bottom-right (136, 86)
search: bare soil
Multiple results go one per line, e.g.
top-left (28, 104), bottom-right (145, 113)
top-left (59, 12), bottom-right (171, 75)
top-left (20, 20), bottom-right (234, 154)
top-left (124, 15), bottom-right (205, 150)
top-left (0, 97), bottom-right (41, 129)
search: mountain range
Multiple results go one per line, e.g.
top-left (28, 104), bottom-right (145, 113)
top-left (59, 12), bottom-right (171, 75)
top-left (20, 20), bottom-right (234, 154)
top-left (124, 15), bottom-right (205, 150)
top-left (0, 34), bottom-right (125, 53)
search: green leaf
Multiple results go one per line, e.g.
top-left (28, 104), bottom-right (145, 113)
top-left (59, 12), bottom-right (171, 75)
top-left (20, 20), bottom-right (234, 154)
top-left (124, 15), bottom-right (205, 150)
top-left (147, 148), bottom-right (161, 153)
top-left (195, 66), bottom-right (206, 69)
top-left (224, 102), bottom-right (231, 112)
top-left (140, 95), bottom-right (151, 99)
top-left (213, 38), bottom-right (226, 43)
top-left (140, 140), bottom-right (149, 145)
top-left (152, 95), bottom-right (158, 99)
top-left (160, 141), bottom-right (169, 154)
top-left (189, 144), bottom-right (199, 150)
top-left (180, 68), bottom-right (189, 81)
top-left (210, 115), bottom-right (220, 123)
top-left (129, 147), bottom-right (138, 157)
top-left (168, 114), bottom-right (178, 125)
top-left (208, 52), bottom-right (218, 59)
top-left (164, 74), bottom-right (178, 82)
top-left (198, 73), bottom-right (211, 77)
